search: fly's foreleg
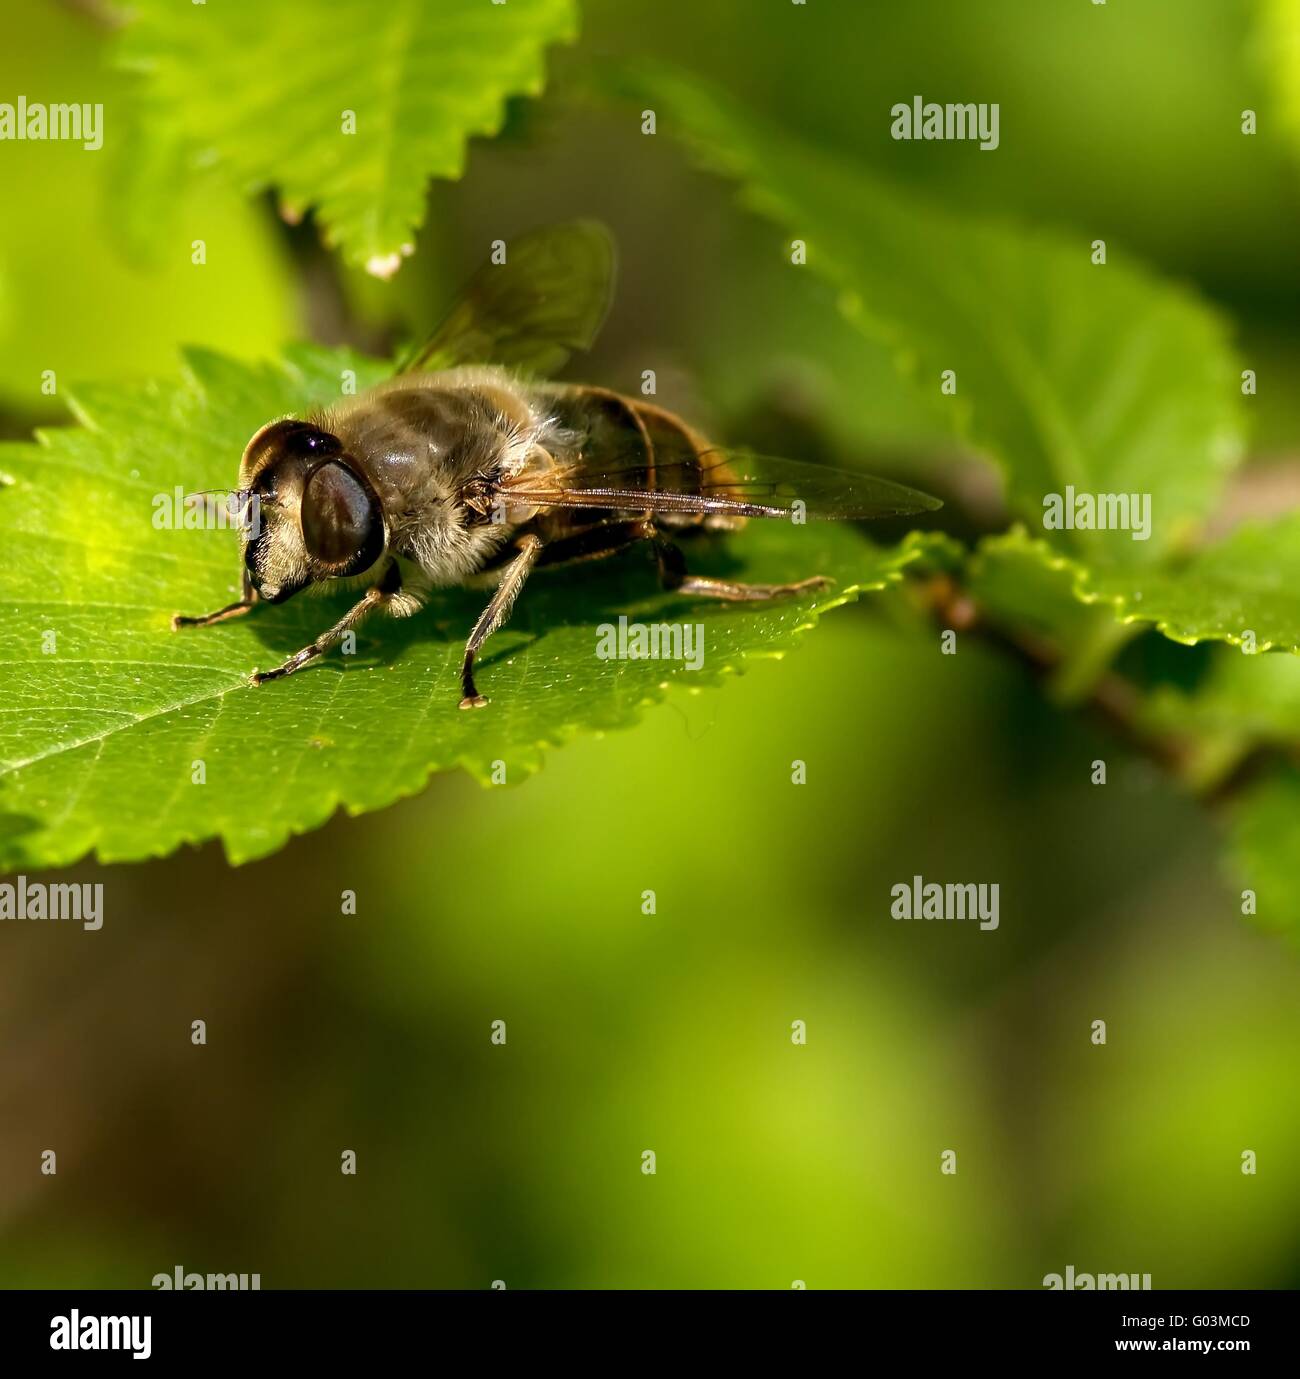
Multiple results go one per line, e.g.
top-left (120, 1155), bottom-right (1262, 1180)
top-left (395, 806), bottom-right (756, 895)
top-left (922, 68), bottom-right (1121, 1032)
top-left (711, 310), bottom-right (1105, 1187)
top-left (654, 537), bottom-right (832, 601)
top-left (172, 569), bottom-right (258, 629)
top-left (459, 534), bottom-right (544, 709)
top-left (251, 562), bottom-right (405, 685)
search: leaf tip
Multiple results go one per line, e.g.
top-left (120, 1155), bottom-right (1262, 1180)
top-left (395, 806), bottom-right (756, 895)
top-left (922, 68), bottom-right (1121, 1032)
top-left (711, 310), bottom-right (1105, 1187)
top-left (364, 245), bottom-right (414, 280)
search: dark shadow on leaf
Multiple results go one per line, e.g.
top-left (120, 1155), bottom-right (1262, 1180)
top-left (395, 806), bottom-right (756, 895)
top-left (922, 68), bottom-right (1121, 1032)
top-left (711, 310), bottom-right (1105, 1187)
top-left (233, 529), bottom-right (818, 675)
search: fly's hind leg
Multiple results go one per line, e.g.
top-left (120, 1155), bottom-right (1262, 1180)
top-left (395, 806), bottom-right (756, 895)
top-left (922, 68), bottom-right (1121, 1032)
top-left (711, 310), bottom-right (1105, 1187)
top-left (251, 561), bottom-right (410, 685)
top-left (654, 536), bottom-right (832, 601)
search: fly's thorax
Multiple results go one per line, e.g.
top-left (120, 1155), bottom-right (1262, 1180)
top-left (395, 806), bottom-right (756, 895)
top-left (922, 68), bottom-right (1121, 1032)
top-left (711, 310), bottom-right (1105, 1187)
top-left (318, 373), bottom-right (555, 586)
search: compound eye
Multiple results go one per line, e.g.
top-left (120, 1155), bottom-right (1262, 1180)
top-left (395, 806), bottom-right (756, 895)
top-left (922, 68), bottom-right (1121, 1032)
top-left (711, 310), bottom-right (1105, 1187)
top-left (243, 418), bottom-right (339, 482)
top-left (301, 460), bottom-right (382, 573)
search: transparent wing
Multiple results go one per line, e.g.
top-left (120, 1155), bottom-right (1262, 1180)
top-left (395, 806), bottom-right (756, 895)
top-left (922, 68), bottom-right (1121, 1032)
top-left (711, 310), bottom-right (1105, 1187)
top-left (499, 446), bottom-right (943, 521)
top-left (396, 221), bottom-right (615, 378)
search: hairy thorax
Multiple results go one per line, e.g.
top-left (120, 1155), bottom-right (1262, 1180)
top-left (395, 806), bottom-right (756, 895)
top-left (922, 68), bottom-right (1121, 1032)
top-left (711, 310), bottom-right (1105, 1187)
top-left (317, 367), bottom-right (562, 587)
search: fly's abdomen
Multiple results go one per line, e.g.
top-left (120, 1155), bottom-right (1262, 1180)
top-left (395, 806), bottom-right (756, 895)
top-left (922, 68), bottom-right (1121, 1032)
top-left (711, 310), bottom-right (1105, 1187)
top-left (537, 386), bottom-right (745, 534)
top-left (533, 386), bottom-right (655, 537)
top-left (631, 399), bottom-right (744, 532)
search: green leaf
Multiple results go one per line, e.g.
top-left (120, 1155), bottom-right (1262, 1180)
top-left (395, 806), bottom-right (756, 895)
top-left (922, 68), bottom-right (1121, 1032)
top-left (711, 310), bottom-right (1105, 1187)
top-left (0, 347), bottom-right (925, 868)
top-left (1085, 515), bottom-right (1300, 652)
top-left (1227, 765), bottom-right (1300, 939)
top-left (1140, 646), bottom-right (1300, 795)
top-left (623, 65), bottom-right (1245, 567)
top-left (967, 518), bottom-right (1300, 678)
top-left (1146, 645), bottom-right (1300, 744)
top-left (967, 528), bottom-right (1101, 647)
top-left (966, 528), bottom-right (1138, 702)
top-left (115, 0), bottom-right (579, 272)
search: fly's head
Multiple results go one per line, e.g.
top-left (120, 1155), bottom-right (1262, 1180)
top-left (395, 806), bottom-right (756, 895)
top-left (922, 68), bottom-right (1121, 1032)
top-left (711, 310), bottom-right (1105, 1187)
top-left (237, 419), bottom-right (387, 603)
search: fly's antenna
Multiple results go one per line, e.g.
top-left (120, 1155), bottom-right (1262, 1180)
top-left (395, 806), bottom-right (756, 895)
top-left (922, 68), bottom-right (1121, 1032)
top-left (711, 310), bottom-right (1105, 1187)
top-left (183, 487), bottom-right (265, 530)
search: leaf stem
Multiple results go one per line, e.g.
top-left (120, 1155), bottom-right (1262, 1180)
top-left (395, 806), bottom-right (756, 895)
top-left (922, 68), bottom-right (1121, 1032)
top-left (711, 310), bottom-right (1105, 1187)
top-left (911, 572), bottom-right (1272, 805)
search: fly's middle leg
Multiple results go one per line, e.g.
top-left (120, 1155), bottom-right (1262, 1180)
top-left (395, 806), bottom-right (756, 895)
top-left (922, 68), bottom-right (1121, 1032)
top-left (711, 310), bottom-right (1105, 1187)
top-left (459, 520), bottom-right (651, 708)
top-left (459, 534), bottom-right (545, 709)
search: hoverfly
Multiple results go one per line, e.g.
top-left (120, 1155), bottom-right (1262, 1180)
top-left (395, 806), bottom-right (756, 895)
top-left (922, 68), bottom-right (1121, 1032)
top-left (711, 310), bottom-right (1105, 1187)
top-left (174, 222), bottom-right (940, 707)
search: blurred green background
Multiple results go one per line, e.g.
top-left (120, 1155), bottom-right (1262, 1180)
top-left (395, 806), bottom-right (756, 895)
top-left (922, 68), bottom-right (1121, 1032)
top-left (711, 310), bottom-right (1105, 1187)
top-left (1, 0), bottom-right (1298, 1288)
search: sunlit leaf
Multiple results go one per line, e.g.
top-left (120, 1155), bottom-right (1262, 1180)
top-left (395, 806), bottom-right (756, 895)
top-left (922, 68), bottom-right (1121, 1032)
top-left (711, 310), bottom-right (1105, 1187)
top-left (1085, 514), bottom-right (1300, 652)
top-left (115, 0), bottom-right (579, 272)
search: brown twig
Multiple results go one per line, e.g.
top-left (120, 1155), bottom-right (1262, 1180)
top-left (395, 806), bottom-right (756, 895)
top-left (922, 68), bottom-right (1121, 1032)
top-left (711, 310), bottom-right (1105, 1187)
top-left (912, 574), bottom-right (1283, 806)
